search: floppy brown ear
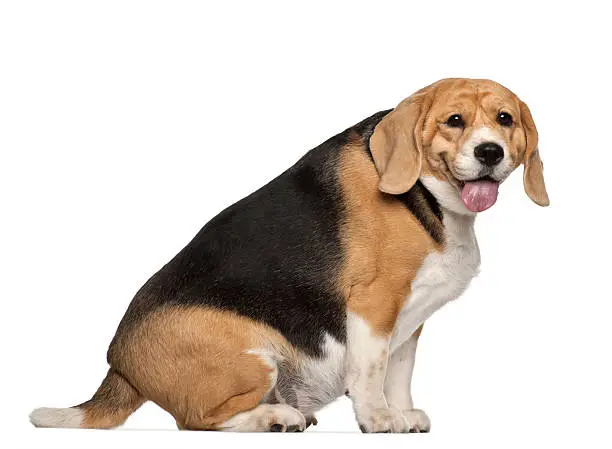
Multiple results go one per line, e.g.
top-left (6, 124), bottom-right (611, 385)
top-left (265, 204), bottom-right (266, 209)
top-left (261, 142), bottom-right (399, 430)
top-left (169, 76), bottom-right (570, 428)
top-left (520, 100), bottom-right (550, 206)
top-left (370, 88), bottom-right (434, 195)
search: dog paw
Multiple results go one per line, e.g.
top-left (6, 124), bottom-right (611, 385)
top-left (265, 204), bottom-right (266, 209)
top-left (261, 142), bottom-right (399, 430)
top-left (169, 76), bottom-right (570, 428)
top-left (357, 407), bottom-right (409, 433)
top-left (402, 408), bottom-right (430, 433)
top-left (266, 405), bottom-right (306, 432)
top-left (305, 414), bottom-right (318, 428)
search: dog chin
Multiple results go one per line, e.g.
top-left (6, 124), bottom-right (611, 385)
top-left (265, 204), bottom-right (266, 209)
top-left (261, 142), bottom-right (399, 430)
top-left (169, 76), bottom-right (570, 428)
top-left (421, 176), bottom-right (476, 216)
top-left (426, 160), bottom-right (503, 214)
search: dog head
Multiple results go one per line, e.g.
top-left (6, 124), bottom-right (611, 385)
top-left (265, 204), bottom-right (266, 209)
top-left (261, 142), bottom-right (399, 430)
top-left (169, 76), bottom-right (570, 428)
top-left (370, 78), bottom-right (549, 213)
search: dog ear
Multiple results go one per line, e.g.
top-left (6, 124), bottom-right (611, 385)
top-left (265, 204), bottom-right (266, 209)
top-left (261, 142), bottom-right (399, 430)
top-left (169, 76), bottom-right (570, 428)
top-left (370, 87), bottom-right (434, 195)
top-left (520, 100), bottom-right (550, 206)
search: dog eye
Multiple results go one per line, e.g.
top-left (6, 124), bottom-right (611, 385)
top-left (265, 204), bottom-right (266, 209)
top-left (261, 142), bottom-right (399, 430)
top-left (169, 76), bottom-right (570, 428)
top-left (446, 114), bottom-right (464, 128)
top-left (497, 112), bottom-right (513, 127)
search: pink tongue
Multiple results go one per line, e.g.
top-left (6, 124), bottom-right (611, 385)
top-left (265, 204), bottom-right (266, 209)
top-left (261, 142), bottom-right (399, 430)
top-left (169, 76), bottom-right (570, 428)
top-left (461, 180), bottom-right (499, 212)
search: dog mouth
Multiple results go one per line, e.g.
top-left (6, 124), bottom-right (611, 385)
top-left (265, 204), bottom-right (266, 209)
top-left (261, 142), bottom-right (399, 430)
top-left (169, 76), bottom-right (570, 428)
top-left (459, 175), bottom-right (500, 213)
top-left (441, 156), bottom-right (503, 213)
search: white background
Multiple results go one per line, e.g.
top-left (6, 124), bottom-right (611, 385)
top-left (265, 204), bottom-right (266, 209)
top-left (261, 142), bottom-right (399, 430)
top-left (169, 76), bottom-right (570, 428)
top-left (1, 1), bottom-right (611, 448)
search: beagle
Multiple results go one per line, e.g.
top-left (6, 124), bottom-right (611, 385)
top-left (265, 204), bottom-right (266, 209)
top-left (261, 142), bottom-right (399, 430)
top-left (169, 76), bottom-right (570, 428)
top-left (30, 78), bottom-right (548, 433)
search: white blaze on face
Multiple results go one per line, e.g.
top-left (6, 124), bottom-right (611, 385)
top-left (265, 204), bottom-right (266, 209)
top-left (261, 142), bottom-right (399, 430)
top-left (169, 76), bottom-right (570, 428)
top-left (455, 126), bottom-right (509, 179)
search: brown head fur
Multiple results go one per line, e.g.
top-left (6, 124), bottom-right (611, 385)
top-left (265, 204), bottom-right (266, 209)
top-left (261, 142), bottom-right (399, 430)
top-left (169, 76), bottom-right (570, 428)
top-left (370, 78), bottom-right (549, 206)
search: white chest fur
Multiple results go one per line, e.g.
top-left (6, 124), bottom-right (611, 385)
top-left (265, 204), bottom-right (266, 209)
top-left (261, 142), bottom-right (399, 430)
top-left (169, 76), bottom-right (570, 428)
top-left (389, 208), bottom-right (481, 353)
top-left (277, 179), bottom-right (481, 413)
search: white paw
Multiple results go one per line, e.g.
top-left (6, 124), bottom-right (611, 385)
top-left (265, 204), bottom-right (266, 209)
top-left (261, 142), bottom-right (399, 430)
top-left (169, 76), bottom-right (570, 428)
top-left (266, 404), bottom-right (306, 432)
top-left (358, 407), bottom-right (409, 433)
top-left (305, 414), bottom-right (318, 428)
top-left (402, 408), bottom-right (431, 433)
top-left (219, 403), bottom-right (306, 432)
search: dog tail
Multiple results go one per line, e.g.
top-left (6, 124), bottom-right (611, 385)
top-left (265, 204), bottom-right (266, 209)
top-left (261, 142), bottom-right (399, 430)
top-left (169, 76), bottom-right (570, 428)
top-left (30, 369), bottom-right (145, 429)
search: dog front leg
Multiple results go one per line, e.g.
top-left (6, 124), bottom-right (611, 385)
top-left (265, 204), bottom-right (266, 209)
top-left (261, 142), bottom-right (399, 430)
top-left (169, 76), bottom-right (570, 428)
top-left (345, 304), bottom-right (410, 433)
top-left (384, 325), bottom-right (431, 432)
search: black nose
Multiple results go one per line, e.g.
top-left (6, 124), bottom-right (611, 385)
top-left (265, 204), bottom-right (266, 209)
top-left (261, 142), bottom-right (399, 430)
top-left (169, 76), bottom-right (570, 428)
top-left (474, 142), bottom-right (504, 166)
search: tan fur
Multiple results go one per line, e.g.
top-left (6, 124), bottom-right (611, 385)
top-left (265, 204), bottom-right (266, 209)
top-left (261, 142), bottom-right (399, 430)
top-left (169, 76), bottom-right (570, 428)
top-left (338, 139), bottom-right (439, 335)
top-left (78, 370), bottom-right (145, 428)
top-left (371, 78), bottom-right (549, 205)
top-left (370, 86), bottom-right (435, 194)
top-left (108, 307), bottom-right (292, 430)
top-left (31, 78), bottom-right (545, 433)
top-left (338, 78), bottom-right (547, 336)
top-left (519, 100), bottom-right (549, 205)
top-left (413, 324), bottom-right (424, 339)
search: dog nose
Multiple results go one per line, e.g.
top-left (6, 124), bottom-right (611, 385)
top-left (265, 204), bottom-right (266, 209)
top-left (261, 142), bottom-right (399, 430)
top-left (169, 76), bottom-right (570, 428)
top-left (474, 142), bottom-right (504, 166)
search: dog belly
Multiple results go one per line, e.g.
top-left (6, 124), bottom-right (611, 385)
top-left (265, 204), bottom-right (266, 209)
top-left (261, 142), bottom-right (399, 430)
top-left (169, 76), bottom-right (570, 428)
top-left (274, 334), bottom-right (346, 415)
